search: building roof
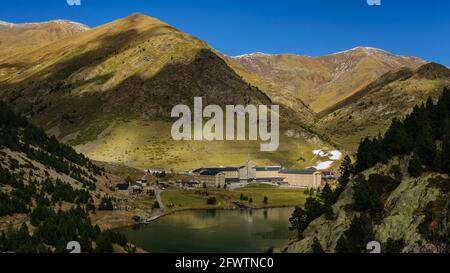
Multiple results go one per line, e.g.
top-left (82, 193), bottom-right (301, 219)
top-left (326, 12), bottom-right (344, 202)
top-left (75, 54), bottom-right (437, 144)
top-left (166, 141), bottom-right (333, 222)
top-left (255, 166), bottom-right (282, 171)
top-left (196, 167), bottom-right (239, 174)
top-left (116, 183), bottom-right (129, 190)
top-left (225, 178), bottom-right (241, 183)
top-left (200, 170), bottom-right (225, 176)
top-left (279, 167), bottom-right (318, 175)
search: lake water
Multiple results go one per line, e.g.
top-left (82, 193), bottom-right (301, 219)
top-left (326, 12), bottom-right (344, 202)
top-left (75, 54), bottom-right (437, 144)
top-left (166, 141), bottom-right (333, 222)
top-left (120, 207), bottom-right (295, 253)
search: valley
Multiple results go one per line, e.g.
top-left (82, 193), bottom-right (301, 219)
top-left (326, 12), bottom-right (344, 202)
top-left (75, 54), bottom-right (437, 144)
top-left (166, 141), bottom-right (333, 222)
top-left (0, 12), bottom-right (449, 254)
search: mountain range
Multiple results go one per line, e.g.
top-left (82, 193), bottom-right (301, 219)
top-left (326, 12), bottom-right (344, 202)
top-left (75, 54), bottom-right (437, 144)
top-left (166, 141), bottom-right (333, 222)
top-left (228, 47), bottom-right (426, 113)
top-left (1, 13), bottom-right (449, 170)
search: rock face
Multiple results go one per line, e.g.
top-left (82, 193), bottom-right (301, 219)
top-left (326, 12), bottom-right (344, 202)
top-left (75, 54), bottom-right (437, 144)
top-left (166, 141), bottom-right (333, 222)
top-left (284, 179), bottom-right (356, 252)
top-left (283, 157), bottom-right (450, 253)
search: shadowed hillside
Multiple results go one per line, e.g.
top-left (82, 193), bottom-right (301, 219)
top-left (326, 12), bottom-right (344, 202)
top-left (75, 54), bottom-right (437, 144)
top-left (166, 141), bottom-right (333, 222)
top-left (0, 14), bottom-right (326, 170)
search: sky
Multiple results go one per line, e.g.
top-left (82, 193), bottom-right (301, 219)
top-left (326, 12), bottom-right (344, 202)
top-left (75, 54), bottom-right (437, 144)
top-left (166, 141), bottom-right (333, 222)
top-left (1, 0), bottom-right (449, 65)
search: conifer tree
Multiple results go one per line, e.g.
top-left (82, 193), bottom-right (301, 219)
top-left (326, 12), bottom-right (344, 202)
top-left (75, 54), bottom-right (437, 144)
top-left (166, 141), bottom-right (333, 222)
top-left (311, 237), bottom-right (325, 253)
top-left (408, 153), bottom-right (423, 178)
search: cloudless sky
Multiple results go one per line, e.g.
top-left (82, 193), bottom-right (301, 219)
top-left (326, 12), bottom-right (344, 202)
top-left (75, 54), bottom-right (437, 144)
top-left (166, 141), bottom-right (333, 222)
top-left (1, 0), bottom-right (449, 65)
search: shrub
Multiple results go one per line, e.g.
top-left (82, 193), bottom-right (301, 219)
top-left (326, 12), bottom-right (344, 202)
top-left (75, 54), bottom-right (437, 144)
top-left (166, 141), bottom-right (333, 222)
top-left (152, 201), bottom-right (160, 209)
top-left (206, 197), bottom-right (217, 205)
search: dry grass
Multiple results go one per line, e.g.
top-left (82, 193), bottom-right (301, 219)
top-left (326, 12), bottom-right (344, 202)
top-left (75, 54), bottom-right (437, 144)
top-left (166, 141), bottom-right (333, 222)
top-left (74, 120), bottom-right (326, 171)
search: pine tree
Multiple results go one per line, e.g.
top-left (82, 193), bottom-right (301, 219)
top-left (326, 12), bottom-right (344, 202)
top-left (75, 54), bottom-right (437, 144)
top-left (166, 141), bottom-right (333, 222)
top-left (334, 156), bottom-right (353, 201)
top-left (98, 196), bottom-right (114, 211)
top-left (311, 237), bottom-right (325, 253)
top-left (442, 135), bottom-right (450, 175)
top-left (95, 233), bottom-right (113, 253)
top-left (356, 138), bottom-right (371, 172)
top-left (384, 238), bottom-right (405, 253)
top-left (304, 197), bottom-right (324, 222)
top-left (383, 118), bottom-right (412, 156)
top-left (336, 214), bottom-right (374, 253)
top-left (339, 156), bottom-right (353, 188)
top-left (320, 183), bottom-right (334, 205)
top-left (323, 203), bottom-right (334, 220)
top-left (289, 206), bottom-right (308, 239)
top-left (408, 153), bottom-right (423, 178)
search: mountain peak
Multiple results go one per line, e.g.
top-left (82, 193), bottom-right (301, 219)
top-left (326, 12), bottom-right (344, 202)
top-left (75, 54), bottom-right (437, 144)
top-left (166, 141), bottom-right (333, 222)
top-left (232, 52), bottom-right (275, 59)
top-left (128, 12), bottom-right (147, 18)
top-left (0, 19), bottom-right (90, 31)
top-left (119, 12), bottom-right (167, 25)
top-left (232, 47), bottom-right (401, 59)
top-left (331, 46), bottom-right (390, 56)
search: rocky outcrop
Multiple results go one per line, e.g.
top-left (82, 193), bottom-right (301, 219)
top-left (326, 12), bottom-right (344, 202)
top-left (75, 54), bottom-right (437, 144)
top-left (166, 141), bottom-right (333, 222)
top-left (283, 157), bottom-right (450, 253)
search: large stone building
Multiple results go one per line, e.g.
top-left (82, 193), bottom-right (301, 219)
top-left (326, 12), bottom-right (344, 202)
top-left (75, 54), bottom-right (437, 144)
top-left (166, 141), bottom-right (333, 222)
top-left (279, 168), bottom-right (322, 188)
top-left (198, 170), bottom-right (226, 188)
top-left (192, 162), bottom-right (323, 188)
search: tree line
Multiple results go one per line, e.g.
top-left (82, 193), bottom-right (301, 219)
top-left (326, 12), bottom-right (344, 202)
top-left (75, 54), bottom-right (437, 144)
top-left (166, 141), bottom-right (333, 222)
top-left (356, 88), bottom-right (450, 176)
top-left (0, 101), bottom-right (104, 188)
top-left (289, 88), bottom-right (450, 253)
top-left (0, 101), bottom-right (127, 252)
top-left (0, 162), bottom-right (126, 252)
top-left (1, 206), bottom-right (127, 253)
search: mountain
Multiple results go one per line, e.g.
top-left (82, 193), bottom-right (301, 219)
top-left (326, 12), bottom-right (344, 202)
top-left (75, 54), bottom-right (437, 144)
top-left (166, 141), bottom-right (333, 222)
top-left (0, 14), bottom-right (326, 171)
top-left (0, 101), bottom-right (129, 253)
top-left (317, 63), bottom-right (450, 150)
top-left (227, 47), bottom-right (426, 113)
top-left (0, 20), bottom-right (89, 61)
top-left (283, 90), bottom-right (450, 253)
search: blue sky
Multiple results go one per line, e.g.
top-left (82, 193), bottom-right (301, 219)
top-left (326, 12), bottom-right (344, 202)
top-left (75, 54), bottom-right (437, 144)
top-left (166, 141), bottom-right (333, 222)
top-left (1, 0), bottom-right (449, 65)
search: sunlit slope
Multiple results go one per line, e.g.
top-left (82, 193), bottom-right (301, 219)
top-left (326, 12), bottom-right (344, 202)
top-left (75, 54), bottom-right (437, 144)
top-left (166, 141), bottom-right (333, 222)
top-left (74, 120), bottom-right (327, 170)
top-left (228, 47), bottom-right (426, 113)
top-left (0, 13), bottom-right (327, 170)
top-left (316, 63), bottom-right (450, 151)
top-left (0, 20), bottom-right (89, 61)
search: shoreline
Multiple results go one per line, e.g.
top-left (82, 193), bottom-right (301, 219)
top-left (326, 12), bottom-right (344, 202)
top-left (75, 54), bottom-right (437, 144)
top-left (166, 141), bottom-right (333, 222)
top-left (113, 205), bottom-right (297, 253)
top-left (114, 204), bottom-right (297, 232)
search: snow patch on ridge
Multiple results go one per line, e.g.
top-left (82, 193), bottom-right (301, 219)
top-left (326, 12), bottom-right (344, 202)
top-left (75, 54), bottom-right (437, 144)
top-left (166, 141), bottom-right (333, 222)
top-left (331, 46), bottom-right (389, 56)
top-left (232, 52), bottom-right (275, 59)
top-left (0, 20), bottom-right (90, 32)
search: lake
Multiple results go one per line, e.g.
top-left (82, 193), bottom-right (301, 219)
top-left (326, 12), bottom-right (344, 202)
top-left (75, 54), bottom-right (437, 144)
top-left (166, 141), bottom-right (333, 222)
top-left (120, 207), bottom-right (296, 253)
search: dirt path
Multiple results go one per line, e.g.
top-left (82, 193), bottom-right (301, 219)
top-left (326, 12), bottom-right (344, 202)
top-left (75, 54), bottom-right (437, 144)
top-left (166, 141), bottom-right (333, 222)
top-left (155, 187), bottom-right (165, 212)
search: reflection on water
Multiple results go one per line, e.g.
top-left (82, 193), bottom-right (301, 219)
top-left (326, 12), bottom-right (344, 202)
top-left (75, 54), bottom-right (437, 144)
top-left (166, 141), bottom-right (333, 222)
top-left (121, 207), bottom-right (295, 253)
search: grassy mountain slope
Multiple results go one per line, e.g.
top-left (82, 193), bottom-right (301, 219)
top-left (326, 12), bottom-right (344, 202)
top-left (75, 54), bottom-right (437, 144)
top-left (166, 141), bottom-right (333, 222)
top-left (228, 47), bottom-right (426, 113)
top-left (0, 20), bottom-right (89, 61)
top-left (317, 63), bottom-right (450, 151)
top-left (0, 14), bottom-right (327, 170)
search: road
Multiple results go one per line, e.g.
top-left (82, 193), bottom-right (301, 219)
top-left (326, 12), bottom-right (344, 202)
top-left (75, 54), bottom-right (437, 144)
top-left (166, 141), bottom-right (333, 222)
top-left (154, 186), bottom-right (165, 212)
top-left (142, 171), bottom-right (165, 215)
